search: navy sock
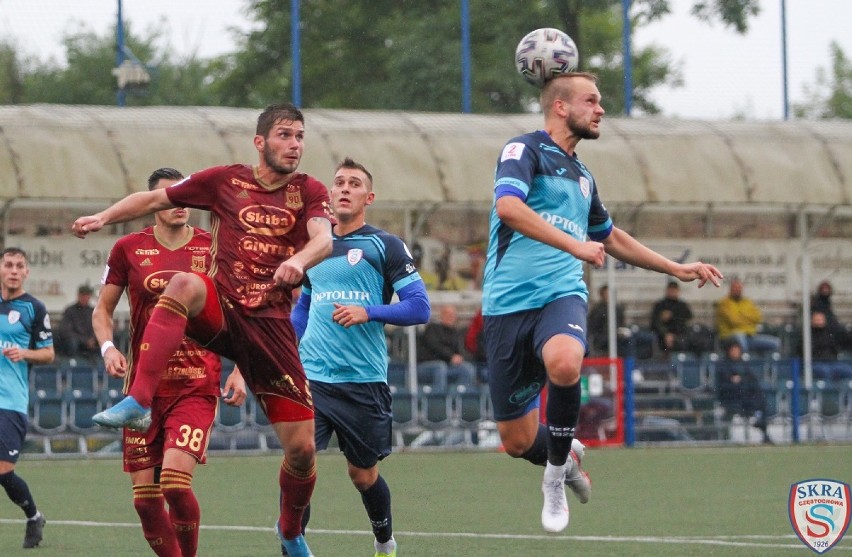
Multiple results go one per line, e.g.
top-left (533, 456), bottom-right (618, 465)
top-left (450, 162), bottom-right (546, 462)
top-left (545, 380), bottom-right (581, 466)
top-left (360, 475), bottom-right (392, 544)
top-left (0, 470), bottom-right (37, 518)
top-left (519, 423), bottom-right (549, 466)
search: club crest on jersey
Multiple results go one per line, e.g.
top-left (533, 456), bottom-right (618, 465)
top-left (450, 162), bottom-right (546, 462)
top-left (579, 176), bottom-right (591, 198)
top-left (347, 249), bottom-right (363, 265)
top-left (789, 479), bottom-right (850, 554)
top-left (191, 255), bottom-right (207, 273)
top-left (285, 191), bottom-right (303, 210)
top-left (7, 310), bottom-right (20, 325)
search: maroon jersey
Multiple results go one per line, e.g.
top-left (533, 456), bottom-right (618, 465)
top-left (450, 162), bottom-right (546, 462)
top-left (165, 165), bottom-right (333, 318)
top-left (103, 226), bottom-right (221, 397)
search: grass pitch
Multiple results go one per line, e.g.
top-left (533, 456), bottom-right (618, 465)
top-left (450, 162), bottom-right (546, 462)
top-left (0, 444), bottom-right (849, 556)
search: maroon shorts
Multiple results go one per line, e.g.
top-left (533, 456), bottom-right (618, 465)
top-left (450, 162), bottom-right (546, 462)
top-left (123, 394), bottom-right (217, 473)
top-left (185, 274), bottom-right (313, 423)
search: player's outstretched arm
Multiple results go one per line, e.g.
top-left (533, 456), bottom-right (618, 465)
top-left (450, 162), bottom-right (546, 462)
top-left (495, 196), bottom-right (605, 266)
top-left (603, 227), bottom-right (723, 287)
top-left (92, 283), bottom-right (128, 377)
top-left (71, 189), bottom-right (174, 238)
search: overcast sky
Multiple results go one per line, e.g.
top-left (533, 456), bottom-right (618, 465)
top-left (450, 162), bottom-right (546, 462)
top-left (1, 0), bottom-right (850, 120)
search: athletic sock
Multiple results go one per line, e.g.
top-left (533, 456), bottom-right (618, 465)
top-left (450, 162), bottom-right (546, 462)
top-left (545, 380), bottom-right (581, 466)
top-left (161, 468), bottom-right (200, 557)
top-left (132, 483), bottom-right (181, 557)
top-left (360, 475), bottom-right (393, 544)
top-left (0, 470), bottom-right (37, 519)
top-left (278, 459), bottom-right (316, 540)
top-left (519, 423), bottom-right (549, 466)
top-left (129, 296), bottom-right (188, 406)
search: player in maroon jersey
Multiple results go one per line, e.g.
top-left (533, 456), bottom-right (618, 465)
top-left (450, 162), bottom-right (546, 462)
top-left (73, 104), bottom-right (332, 557)
top-left (93, 168), bottom-right (247, 557)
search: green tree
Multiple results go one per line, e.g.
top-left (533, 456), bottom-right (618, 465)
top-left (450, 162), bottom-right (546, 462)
top-left (214, 0), bottom-right (759, 114)
top-left (794, 41), bottom-right (852, 119)
top-left (6, 23), bottom-right (219, 106)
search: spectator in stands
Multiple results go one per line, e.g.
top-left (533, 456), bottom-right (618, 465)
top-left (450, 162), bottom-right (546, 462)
top-left (798, 310), bottom-right (852, 381)
top-left (417, 304), bottom-right (476, 391)
top-left (55, 284), bottom-right (99, 361)
top-left (811, 280), bottom-right (841, 331)
top-left (650, 280), bottom-right (693, 355)
top-left (715, 278), bottom-right (781, 355)
top-left (810, 280), bottom-right (850, 348)
top-left (0, 247), bottom-right (53, 548)
top-left (586, 284), bottom-right (625, 356)
top-left (715, 342), bottom-right (772, 444)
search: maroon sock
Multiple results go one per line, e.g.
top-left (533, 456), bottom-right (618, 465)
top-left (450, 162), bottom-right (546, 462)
top-left (161, 469), bottom-right (200, 557)
top-left (133, 484), bottom-right (181, 557)
top-left (129, 296), bottom-right (188, 406)
top-left (278, 460), bottom-right (316, 539)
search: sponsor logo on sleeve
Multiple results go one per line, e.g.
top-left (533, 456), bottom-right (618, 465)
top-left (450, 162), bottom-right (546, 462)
top-left (500, 142), bottom-right (525, 162)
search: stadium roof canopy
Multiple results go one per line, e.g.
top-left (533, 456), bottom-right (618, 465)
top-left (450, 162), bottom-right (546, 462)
top-left (0, 104), bottom-right (850, 214)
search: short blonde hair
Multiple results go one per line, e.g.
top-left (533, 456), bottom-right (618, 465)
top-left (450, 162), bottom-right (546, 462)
top-left (540, 72), bottom-right (599, 116)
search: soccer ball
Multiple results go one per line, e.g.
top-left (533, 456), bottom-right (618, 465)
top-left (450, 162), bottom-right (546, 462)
top-left (515, 28), bottom-right (579, 88)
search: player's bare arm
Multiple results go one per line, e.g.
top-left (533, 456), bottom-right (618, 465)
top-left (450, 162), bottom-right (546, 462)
top-left (273, 216), bottom-right (333, 286)
top-left (495, 196), bottom-right (606, 266)
top-left (72, 189), bottom-right (175, 238)
top-left (331, 302), bottom-right (369, 328)
top-left (92, 283), bottom-right (129, 377)
top-left (2, 345), bottom-right (54, 365)
top-left (603, 227), bottom-right (723, 287)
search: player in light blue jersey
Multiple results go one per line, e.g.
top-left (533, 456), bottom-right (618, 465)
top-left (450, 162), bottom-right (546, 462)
top-left (0, 248), bottom-right (54, 549)
top-left (291, 158), bottom-right (430, 557)
top-left (482, 73), bottom-right (723, 534)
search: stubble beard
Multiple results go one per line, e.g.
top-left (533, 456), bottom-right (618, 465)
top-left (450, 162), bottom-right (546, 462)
top-left (263, 144), bottom-right (299, 175)
top-left (568, 116), bottom-right (600, 140)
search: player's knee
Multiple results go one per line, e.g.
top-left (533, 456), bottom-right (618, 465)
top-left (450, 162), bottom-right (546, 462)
top-left (547, 360), bottom-right (581, 386)
top-left (283, 439), bottom-right (316, 469)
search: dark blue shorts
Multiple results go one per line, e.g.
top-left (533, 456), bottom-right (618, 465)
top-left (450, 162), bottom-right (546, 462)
top-left (0, 409), bottom-right (27, 464)
top-left (311, 380), bottom-right (393, 469)
top-left (483, 295), bottom-right (588, 421)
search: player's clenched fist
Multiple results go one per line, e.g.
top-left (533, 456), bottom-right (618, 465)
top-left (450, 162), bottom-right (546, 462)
top-left (72, 215), bottom-right (103, 238)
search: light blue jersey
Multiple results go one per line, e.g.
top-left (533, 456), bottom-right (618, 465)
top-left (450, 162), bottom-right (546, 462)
top-left (299, 224), bottom-right (425, 384)
top-left (482, 130), bottom-right (613, 316)
top-left (0, 293), bottom-right (53, 414)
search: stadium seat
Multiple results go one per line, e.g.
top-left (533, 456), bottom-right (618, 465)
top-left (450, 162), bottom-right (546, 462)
top-left (215, 399), bottom-right (248, 431)
top-left (30, 365), bottom-right (63, 399)
top-left (65, 364), bottom-right (99, 397)
top-left (454, 386), bottom-right (487, 446)
top-left (419, 391), bottom-right (452, 430)
top-left (67, 394), bottom-right (102, 433)
top-left (391, 389), bottom-right (418, 447)
top-left (673, 353), bottom-right (706, 392)
top-left (101, 370), bottom-right (127, 408)
top-left (31, 394), bottom-right (68, 435)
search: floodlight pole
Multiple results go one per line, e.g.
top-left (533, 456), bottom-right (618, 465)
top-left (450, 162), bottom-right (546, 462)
top-left (781, 0), bottom-right (789, 120)
top-left (622, 0), bottom-right (633, 116)
top-left (291, 0), bottom-right (302, 108)
top-left (461, 0), bottom-right (471, 113)
top-left (116, 0), bottom-right (126, 107)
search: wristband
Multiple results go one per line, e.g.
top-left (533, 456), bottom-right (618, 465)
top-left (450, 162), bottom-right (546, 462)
top-left (100, 341), bottom-right (115, 357)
